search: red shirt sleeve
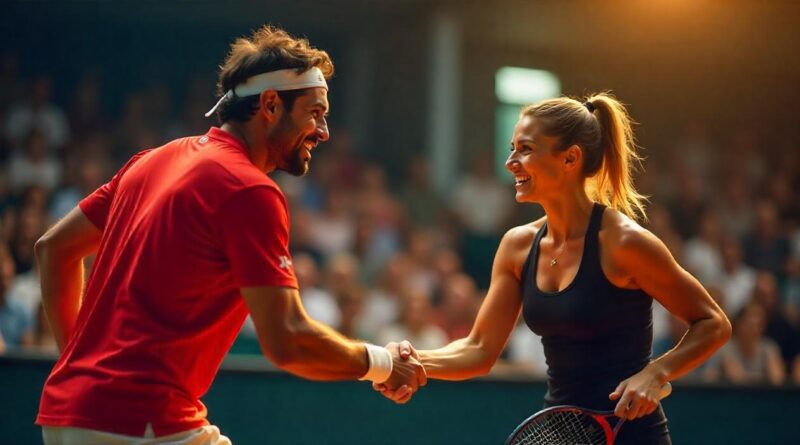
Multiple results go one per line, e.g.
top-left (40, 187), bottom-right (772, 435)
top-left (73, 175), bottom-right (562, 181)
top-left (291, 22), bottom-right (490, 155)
top-left (217, 185), bottom-right (298, 289)
top-left (79, 149), bottom-right (153, 230)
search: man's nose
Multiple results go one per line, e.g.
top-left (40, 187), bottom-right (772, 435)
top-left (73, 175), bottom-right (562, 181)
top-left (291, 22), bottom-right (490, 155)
top-left (316, 121), bottom-right (330, 142)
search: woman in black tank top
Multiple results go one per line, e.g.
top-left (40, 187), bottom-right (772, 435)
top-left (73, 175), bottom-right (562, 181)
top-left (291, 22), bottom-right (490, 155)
top-left (376, 93), bottom-right (731, 444)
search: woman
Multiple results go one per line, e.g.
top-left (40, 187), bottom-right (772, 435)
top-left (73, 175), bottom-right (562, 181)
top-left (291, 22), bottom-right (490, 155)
top-left (378, 93), bottom-right (731, 444)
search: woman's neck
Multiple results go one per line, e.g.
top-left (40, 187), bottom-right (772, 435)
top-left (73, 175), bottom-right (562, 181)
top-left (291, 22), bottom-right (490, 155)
top-left (540, 188), bottom-right (595, 244)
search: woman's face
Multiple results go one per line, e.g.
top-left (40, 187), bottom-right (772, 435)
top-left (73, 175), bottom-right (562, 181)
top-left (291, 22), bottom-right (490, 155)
top-left (505, 115), bottom-right (568, 203)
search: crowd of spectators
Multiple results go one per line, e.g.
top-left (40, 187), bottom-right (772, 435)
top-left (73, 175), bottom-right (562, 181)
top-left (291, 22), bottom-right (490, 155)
top-left (1, 53), bottom-right (798, 387)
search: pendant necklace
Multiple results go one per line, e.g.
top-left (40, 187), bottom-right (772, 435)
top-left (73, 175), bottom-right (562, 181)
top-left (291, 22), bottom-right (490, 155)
top-left (549, 240), bottom-right (567, 267)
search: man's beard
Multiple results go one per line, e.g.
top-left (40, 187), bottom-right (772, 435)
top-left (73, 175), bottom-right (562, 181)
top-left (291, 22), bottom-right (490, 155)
top-left (282, 144), bottom-right (308, 177)
top-left (273, 114), bottom-right (312, 177)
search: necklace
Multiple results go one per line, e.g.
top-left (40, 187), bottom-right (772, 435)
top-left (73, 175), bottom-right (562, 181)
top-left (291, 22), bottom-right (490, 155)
top-left (549, 240), bottom-right (567, 267)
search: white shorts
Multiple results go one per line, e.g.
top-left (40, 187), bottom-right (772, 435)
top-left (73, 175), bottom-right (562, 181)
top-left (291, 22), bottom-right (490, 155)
top-left (42, 424), bottom-right (232, 445)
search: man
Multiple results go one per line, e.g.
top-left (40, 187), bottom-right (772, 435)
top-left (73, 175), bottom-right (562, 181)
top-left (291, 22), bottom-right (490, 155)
top-left (35, 26), bottom-right (425, 445)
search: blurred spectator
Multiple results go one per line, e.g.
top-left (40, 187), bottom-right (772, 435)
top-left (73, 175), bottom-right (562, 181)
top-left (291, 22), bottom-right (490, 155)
top-left (68, 70), bottom-right (108, 139)
top-left (398, 154), bottom-right (445, 229)
top-left (7, 261), bottom-right (41, 328)
top-left (323, 128), bottom-right (361, 190)
top-left (434, 273), bottom-right (480, 342)
top-left (751, 271), bottom-right (799, 373)
top-left (430, 247), bottom-right (463, 304)
top-left (294, 253), bottom-right (339, 328)
top-left (7, 128), bottom-right (62, 194)
top-left (682, 210), bottom-right (724, 286)
top-left (0, 171), bottom-right (14, 235)
top-left (144, 82), bottom-right (174, 137)
top-left (725, 127), bottom-right (767, 189)
top-left (794, 355), bottom-right (800, 386)
top-left (306, 188), bottom-right (356, 258)
top-left (0, 52), bottom-right (24, 127)
top-left (113, 92), bottom-right (159, 164)
top-left (405, 228), bottom-right (441, 294)
top-left (451, 152), bottom-right (514, 236)
top-left (334, 285), bottom-right (367, 340)
top-left (358, 252), bottom-right (410, 339)
top-left (451, 152), bottom-right (514, 288)
top-left (764, 172), bottom-right (799, 230)
top-left (353, 163), bottom-right (402, 283)
top-left (715, 174), bottom-right (755, 239)
top-left (785, 257), bottom-right (800, 326)
top-left (719, 302), bottom-right (785, 386)
top-left (178, 75), bottom-right (217, 137)
top-left (0, 241), bottom-right (32, 350)
top-left (667, 170), bottom-right (707, 240)
top-left (322, 252), bottom-right (362, 297)
top-left (645, 202), bottom-right (683, 260)
top-left (376, 288), bottom-right (447, 350)
top-left (675, 120), bottom-right (715, 177)
top-left (49, 154), bottom-right (109, 221)
top-left (10, 200), bottom-right (46, 276)
top-left (718, 237), bottom-right (757, 317)
top-left (4, 75), bottom-right (70, 152)
top-left (505, 318), bottom-right (548, 378)
top-left (743, 200), bottom-right (792, 282)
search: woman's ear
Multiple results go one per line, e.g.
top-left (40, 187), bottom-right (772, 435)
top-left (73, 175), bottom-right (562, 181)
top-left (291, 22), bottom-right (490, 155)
top-left (563, 144), bottom-right (583, 171)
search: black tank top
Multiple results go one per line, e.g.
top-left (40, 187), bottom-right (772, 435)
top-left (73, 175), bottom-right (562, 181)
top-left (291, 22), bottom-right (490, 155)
top-left (520, 204), bottom-right (670, 444)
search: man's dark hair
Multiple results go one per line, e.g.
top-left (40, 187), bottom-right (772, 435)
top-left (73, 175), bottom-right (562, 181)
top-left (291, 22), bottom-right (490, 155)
top-left (215, 26), bottom-right (334, 123)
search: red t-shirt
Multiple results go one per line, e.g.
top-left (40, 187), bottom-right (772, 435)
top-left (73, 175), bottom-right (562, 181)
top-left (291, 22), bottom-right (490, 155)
top-left (37, 127), bottom-right (298, 436)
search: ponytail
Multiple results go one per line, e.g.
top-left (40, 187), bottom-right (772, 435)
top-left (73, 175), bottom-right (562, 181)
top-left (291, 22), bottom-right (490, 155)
top-left (584, 93), bottom-right (648, 221)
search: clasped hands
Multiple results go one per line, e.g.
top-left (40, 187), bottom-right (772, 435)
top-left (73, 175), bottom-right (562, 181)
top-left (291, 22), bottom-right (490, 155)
top-left (374, 340), bottom-right (422, 404)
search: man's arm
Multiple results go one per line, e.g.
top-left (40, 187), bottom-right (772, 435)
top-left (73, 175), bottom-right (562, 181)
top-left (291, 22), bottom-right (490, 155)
top-left (242, 286), bottom-right (426, 389)
top-left (35, 207), bottom-right (102, 352)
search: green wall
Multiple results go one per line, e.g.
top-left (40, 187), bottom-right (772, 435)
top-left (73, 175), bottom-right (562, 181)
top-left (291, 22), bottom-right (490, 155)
top-left (2, 355), bottom-right (799, 444)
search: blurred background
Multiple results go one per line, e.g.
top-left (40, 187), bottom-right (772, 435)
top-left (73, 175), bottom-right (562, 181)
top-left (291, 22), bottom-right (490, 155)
top-left (1, 1), bottom-right (799, 444)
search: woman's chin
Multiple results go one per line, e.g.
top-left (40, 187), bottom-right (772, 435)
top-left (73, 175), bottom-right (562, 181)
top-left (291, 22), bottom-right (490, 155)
top-left (514, 191), bottom-right (536, 203)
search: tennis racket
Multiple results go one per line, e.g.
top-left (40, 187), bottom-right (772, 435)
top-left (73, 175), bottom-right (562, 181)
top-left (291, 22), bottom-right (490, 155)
top-left (504, 382), bottom-right (672, 445)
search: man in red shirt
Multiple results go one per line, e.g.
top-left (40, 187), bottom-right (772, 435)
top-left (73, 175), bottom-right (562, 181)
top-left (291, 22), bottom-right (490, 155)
top-left (35, 26), bottom-right (425, 445)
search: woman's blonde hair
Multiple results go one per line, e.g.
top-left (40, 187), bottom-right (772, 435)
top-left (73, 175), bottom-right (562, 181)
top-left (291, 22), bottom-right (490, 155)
top-left (520, 92), bottom-right (648, 221)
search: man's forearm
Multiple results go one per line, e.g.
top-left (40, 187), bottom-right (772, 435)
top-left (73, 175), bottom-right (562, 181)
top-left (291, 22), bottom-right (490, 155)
top-left (37, 248), bottom-right (84, 352)
top-left (276, 317), bottom-right (370, 380)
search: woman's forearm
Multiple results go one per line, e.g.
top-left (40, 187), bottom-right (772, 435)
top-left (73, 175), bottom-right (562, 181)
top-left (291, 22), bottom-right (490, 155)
top-left (648, 314), bottom-right (731, 382)
top-left (419, 337), bottom-right (496, 381)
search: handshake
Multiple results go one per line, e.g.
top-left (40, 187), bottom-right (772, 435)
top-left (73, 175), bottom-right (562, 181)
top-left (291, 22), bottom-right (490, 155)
top-left (371, 340), bottom-right (425, 405)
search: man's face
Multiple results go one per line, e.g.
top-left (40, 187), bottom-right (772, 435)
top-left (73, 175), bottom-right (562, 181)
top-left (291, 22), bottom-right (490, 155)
top-left (270, 87), bottom-right (329, 176)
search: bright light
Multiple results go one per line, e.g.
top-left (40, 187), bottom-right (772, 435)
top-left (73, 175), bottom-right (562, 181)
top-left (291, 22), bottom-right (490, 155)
top-left (495, 67), bottom-right (560, 105)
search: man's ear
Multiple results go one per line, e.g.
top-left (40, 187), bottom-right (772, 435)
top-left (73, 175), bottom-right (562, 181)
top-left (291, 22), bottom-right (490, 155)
top-left (260, 90), bottom-right (280, 122)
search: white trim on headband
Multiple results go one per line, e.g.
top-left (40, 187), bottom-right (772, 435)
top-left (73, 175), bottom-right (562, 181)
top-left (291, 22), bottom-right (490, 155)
top-left (204, 67), bottom-right (328, 117)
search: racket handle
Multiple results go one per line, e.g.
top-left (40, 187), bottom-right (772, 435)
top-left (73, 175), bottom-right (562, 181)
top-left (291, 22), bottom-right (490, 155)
top-left (658, 382), bottom-right (672, 400)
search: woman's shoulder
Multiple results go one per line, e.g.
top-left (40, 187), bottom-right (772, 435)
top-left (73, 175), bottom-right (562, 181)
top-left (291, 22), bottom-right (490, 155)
top-left (503, 217), bottom-right (546, 248)
top-left (599, 207), bottom-right (658, 253)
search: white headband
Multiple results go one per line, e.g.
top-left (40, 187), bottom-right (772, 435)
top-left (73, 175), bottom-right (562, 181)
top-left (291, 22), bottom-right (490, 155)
top-left (205, 67), bottom-right (328, 117)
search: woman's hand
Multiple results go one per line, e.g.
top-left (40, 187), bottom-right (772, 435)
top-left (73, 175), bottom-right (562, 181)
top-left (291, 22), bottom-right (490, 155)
top-left (609, 367), bottom-right (670, 420)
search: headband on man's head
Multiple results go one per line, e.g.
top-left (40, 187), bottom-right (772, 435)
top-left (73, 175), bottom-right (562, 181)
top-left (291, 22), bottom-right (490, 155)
top-left (205, 67), bottom-right (328, 117)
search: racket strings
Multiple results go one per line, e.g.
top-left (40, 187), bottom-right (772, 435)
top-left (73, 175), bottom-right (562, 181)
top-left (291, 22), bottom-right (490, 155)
top-left (510, 410), bottom-right (607, 445)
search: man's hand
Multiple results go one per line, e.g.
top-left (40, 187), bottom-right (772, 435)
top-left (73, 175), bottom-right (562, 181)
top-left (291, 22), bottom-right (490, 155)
top-left (373, 341), bottom-right (421, 404)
